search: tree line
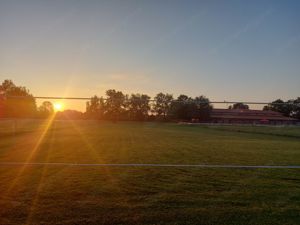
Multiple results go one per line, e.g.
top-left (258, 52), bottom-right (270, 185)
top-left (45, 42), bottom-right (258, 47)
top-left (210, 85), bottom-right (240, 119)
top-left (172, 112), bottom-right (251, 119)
top-left (0, 79), bottom-right (299, 121)
top-left (85, 90), bottom-right (212, 122)
top-left (263, 99), bottom-right (300, 119)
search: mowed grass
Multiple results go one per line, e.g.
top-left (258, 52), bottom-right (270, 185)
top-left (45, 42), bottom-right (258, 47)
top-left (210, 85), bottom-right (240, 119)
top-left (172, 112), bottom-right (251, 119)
top-left (0, 120), bottom-right (300, 225)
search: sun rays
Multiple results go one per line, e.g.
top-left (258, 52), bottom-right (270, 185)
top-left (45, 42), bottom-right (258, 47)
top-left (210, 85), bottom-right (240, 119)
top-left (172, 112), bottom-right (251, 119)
top-left (63, 119), bottom-right (117, 182)
top-left (2, 113), bottom-right (57, 203)
top-left (24, 120), bottom-right (60, 225)
top-left (24, 118), bottom-right (119, 223)
top-left (1, 115), bottom-right (121, 222)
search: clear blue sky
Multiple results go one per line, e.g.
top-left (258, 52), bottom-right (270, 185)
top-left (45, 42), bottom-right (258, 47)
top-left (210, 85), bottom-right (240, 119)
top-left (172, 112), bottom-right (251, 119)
top-left (0, 0), bottom-right (299, 110)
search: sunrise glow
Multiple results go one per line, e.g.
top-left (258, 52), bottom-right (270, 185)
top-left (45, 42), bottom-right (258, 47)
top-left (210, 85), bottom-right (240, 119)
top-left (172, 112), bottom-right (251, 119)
top-left (53, 102), bottom-right (64, 112)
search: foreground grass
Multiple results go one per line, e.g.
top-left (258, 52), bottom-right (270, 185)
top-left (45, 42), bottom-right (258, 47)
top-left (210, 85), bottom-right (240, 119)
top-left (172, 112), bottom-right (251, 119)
top-left (0, 120), bottom-right (300, 224)
top-left (201, 124), bottom-right (300, 138)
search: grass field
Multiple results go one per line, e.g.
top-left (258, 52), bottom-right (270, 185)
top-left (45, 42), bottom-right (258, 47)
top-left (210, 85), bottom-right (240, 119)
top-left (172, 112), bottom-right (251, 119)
top-left (0, 120), bottom-right (300, 225)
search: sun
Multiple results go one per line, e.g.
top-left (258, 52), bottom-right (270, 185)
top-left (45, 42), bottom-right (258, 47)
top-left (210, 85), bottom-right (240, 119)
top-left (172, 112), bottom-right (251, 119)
top-left (53, 102), bottom-right (64, 112)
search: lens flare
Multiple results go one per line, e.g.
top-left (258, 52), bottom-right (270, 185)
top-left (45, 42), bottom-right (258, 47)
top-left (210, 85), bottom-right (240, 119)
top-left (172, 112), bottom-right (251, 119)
top-left (53, 102), bottom-right (63, 112)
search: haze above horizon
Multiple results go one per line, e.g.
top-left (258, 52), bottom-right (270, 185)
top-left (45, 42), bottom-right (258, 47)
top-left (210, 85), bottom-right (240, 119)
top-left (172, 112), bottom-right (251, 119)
top-left (1, 0), bottom-right (299, 111)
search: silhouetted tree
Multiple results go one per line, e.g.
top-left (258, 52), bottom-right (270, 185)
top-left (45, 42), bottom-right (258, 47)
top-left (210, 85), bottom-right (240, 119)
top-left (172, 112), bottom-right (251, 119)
top-left (86, 95), bottom-right (105, 119)
top-left (153, 93), bottom-right (173, 119)
top-left (194, 95), bottom-right (212, 121)
top-left (169, 95), bottom-right (212, 121)
top-left (264, 98), bottom-right (300, 119)
top-left (38, 101), bottom-right (54, 118)
top-left (170, 95), bottom-right (197, 121)
top-left (105, 89), bottom-right (126, 121)
top-left (291, 97), bottom-right (300, 120)
top-left (0, 91), bottom-right (5, 118)
top-left (263, 99), bottom-right (293, 117)
top-left (229, 103), bottom-right (249, 110)
top-left (127, 94), bottom-right (150, 120)
top-left (0, 80), bottom-right (36, 118)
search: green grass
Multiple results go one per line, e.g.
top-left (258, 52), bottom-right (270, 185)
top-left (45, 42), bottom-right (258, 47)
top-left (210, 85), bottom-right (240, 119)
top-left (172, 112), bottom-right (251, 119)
top-left (0, 120), bottom-right (300, 225)
top-left (202, 124), bottom-right (300, 138)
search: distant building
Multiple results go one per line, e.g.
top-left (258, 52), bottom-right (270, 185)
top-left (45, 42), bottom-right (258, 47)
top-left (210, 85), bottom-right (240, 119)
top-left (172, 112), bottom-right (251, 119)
top-left (210, 109), bottom-right (297, 125)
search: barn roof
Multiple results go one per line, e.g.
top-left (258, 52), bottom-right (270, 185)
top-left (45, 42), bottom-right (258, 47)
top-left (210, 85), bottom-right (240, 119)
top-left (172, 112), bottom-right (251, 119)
top-left (211, 109), bottom-right (296, 121)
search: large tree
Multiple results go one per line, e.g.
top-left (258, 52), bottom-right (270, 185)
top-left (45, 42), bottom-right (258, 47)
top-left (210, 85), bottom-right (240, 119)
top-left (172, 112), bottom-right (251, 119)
top-left (194, 95), bottom-right (212, 121)
top-left (170, 95), bottom-right (197, 121)
top-left (263, 99), bottom-right (293, 117)
top-left (38, 101), bottom-right (54, 118)
top-left (229, 102), bottom-right (249, 110)
top-left (86, 95), bottom-right (105, 119)
top-left (291, 97), bottom-right (300, 119)
top-left (264, 98), bottom-right (300, 119)
top-left (0, 91), bottom-right (5, 118)
top-left (169, 95), bottom-right (212, 121)
top-left (0, 80), bottom-right (36, 118)
top-left (104, 89), bottom-right (126, 121)
top-left (127, 94), bottom-right (150, 120)
top-left (153, 92), bottom-right (173, 119)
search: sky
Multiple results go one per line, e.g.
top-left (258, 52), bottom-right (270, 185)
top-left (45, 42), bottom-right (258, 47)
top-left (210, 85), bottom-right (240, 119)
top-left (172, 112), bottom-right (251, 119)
top-left (0, 0), bottom-right (299, 111)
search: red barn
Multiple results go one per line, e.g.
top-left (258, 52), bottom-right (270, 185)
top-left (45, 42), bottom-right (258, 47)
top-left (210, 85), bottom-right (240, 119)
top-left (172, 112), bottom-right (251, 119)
top-left (211, 109), bottom-right (297, 125)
